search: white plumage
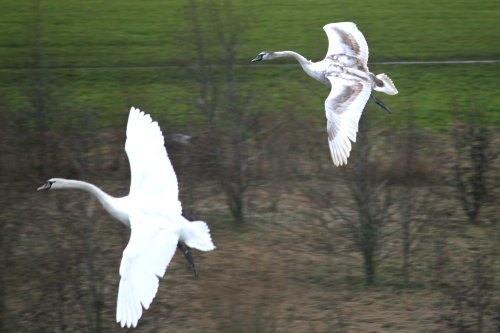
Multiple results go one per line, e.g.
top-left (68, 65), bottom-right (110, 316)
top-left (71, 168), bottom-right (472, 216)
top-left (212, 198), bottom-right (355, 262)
top-left (252, 22), bottom-right (398, 166)
top-left (38, 107), bottom-right (215, 328)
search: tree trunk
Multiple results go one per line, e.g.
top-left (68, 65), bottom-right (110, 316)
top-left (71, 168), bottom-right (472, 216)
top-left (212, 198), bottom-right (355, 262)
top-left (363, 250), bottom-right (376, 285)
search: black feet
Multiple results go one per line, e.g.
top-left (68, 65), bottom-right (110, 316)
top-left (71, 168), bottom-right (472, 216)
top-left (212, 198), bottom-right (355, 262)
top-left (177, 242), bottom-right (198, 278)
top-left (371, 94), bottom-right (392, 114)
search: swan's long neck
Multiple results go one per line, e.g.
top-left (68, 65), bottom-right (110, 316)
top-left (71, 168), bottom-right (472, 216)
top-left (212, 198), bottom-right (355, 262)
top-left (55, 179), bottom-right (130, 226)
top-left (271, 51), bottom-right (327, 85)
top-left (272, 51), bottom-right (310, 66)
top-left (273, 51), bottom-right (310, 65)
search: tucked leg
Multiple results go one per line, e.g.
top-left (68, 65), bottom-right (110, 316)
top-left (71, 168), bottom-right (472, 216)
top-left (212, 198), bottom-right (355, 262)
top-left (371, 94), bottom-right (392, 114)
top-left (177, 242), bottom-right (198, 278)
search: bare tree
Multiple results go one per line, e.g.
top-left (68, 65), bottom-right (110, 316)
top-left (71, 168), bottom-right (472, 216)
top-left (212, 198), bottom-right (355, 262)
top-left (344, 126), bottom-right (393, 285)
top-left (59, 126), bottom-right (107, 333)
top-left (398, 187), bottom-right (432, 285)
top-left (0, 198), bottom-right (12, 333)
top-left (304, 115), bottom-right (393, 285)
top-left (450, 108), bottom-right (497, 225)
top-left (78, 204), bottom-right (105, 333)
top-left (29, 0), bottom-right (51, 178)
top-left (439, 250), bottom-right (497, 332)
top-left (394, 110), bottom-right (432, 285)
top-left (0, 111), bottom-right (7, 333)
top-left (186, 0), bottom-right (251, 224)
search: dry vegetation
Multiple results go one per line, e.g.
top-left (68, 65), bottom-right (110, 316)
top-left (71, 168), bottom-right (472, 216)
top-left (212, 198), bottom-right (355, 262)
top-left (1, 107), bottom-right (498, 332)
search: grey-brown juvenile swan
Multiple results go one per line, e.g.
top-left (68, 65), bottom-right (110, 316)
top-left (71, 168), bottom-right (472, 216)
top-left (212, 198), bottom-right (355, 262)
top-left (252, 22), bottom-right (398, 166)
top-left (37, 107), bottom-right (215, 328)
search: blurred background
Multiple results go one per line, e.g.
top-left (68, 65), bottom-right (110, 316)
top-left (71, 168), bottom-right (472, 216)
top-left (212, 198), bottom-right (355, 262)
top-left (0, 0), bottom-right (499, 332)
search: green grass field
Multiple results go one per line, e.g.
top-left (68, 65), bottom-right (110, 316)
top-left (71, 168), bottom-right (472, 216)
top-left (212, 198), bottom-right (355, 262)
top-left (1, 0), bottom-right (499, 127)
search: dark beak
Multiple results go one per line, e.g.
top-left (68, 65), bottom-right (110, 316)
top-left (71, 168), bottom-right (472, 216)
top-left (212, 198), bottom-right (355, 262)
top-left (37, 181), bottom-right (51, 191)
top-left (251, 54), bottom-right (263, 62)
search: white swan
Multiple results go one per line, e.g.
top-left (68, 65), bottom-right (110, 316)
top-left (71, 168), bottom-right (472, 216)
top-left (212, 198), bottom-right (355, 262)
top-left (252, 22), bottom-right (398, 166)
top-left (37, 107), bottom-right (215, 328)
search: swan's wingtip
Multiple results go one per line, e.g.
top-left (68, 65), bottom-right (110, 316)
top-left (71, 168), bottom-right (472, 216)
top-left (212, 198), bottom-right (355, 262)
top-left (130, 106), bottom-right (143, 114)
top-left (332, 158), bottom-right (348, 167)
top-left (129, 107), bottom-right (150, 122)
top-left (323, 22), bottom-right (358, 30)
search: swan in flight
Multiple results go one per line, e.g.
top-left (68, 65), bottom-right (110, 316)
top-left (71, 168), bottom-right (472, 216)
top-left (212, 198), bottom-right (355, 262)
top-left (252, 22), bottom-right (398, 166)
top-left (37, 107), bottom-right (215, 328)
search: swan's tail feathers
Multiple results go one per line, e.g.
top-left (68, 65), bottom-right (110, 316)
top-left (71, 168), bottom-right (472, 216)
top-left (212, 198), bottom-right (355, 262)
top-left (373, 73), bottom-right (398, 95)
top-left (182, 221), bottom-right (215, 252)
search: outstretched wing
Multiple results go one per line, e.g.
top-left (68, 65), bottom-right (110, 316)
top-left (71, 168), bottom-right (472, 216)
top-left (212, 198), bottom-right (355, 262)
top-left (125, 107), bottom-right (182, 215)
top-left (323, 22), bottom-right (369, 67)
top-left (325, 75), bottom-right (371, 166)
top-left (116, 218), bottom-right (179, 328)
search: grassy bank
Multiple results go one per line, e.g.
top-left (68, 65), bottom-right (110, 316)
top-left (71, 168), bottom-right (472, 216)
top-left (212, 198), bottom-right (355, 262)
top-left (1, 0), bottom-right (499, 128)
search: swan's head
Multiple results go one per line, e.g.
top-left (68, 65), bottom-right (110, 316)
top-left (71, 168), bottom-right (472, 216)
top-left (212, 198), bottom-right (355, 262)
top-left (37, 178), bottom-right (64, 191)
top-left (251, 51), bottom-right (274, 62)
